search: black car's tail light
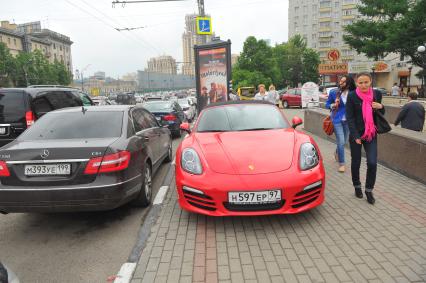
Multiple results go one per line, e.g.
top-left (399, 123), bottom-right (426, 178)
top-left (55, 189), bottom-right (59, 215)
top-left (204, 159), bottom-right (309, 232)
top-left (84, 151), bottom-right (131, 175)
top-left (25, 111), bottom-right (35, 127)
top-left (163, 114), bottom-right (177, 121)
top-left (0, 161), bottom-right (10, 177)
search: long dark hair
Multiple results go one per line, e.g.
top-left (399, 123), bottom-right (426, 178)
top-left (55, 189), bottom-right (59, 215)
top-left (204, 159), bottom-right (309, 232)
top-left (340, 75), bottom-right (356, 91)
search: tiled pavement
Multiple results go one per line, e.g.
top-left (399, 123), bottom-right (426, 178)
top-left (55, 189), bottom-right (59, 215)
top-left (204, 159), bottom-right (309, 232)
top-left (131, 133), bottom-right (426, 283)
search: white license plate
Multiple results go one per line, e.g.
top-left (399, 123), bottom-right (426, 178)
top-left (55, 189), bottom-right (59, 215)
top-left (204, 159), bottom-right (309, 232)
top-left (24, 164), bottom-right (71, 176)
top-left (0, 127), bottom-right (6, 135)
top-left (228, 190), bottom-right (281, 204)
top-left (156, 116), bottom-right (161, 121)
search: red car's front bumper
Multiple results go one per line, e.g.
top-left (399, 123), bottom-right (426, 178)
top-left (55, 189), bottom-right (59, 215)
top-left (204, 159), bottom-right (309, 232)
top-left (175, 164), bottom-right (325, 216)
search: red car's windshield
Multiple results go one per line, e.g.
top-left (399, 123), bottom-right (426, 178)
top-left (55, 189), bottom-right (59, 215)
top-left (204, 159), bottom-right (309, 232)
top-left (196, 104), bottom-right (289, 132)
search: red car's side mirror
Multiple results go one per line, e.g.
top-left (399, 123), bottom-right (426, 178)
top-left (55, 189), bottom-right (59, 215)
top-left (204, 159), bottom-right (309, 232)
top-left (292, 116), bottom-right (303, 129)
top-left (180, 122), bottom-right (191, 134)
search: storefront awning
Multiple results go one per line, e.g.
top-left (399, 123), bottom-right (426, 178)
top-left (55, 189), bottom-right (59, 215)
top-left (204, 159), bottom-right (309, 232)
top-left (398, 70), bottom-right (409, 77)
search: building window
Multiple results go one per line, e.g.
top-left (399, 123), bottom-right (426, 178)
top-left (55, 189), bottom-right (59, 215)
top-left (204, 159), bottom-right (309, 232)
top-left (312, 34), bottom-right (317, 40)
top-left (7, 37), bottom-right (11, 45)
top-left (313, 4), bottom-right (318, 10)
top-left (320, 1), bottom-right (331, 8)
top-left (320, 22), bottom-right (331, 28)
top-left (320, 11), bottom-right (331, 17)
top-left (294, 6), bottom-right (299, 13)
top-left (343, 9), bottom-right (353, 16)
top-left (335, 1), bottom-right (339, 8)
top-left (312, 24), bottom-right (317, 30)
top-left (319, 51), bottom-right (328, 57)
top-left (334, 32), bottom-right (339, 38)
top-left (343, 19), bottom-right (354, 25)
top-left (319, 31), bottom-right (332, 37)
top-left (53, 43), bottom-right (56, 49)
top-left (320, 41), bottom-right (331, 48)
top-left (344, 0), bottom-right (355, 3)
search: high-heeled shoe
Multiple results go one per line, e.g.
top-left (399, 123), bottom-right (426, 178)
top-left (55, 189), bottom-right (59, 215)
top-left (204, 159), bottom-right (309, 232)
top-left (365, 191), bottom-right (375, 204)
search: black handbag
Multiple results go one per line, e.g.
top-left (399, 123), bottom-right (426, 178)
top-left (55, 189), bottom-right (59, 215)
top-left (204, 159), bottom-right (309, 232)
top-left (374, 111), bottom-right (391, 134)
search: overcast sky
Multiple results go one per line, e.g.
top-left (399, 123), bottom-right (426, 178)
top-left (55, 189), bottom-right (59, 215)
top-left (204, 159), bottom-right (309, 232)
top-left (1, 0), bottom-right (288, 78)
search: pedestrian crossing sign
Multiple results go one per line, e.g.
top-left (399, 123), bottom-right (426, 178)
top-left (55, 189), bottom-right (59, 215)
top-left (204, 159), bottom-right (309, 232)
top-left (196, 17), bottom-right (212, 35)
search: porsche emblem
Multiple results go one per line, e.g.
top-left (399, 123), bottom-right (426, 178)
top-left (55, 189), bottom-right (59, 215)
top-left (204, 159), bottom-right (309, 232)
top-left (248, 165), bottom-right (255, 171)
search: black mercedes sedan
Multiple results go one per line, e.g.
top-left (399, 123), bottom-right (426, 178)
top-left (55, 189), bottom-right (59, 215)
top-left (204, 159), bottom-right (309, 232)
top-left (0, 105), bottom-right (172, 213)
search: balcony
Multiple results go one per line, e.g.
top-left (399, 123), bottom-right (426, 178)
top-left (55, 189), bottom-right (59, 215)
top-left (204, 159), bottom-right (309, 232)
top-left (319, 17), bottom-right (332, 22)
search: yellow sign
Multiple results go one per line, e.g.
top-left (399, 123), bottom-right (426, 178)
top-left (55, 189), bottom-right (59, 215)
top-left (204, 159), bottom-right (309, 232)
top-left (196, 17), bottom-right (212, 35)
top-left (90, 87), bottom-right (100, 96)
top-left (319, 63), bottom-right (348, 75)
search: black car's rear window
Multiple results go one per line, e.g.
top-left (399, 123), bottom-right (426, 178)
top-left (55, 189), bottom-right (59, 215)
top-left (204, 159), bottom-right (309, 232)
top-left (19, 111), bottom-right (123, 140)
top-left (0, 91), bottom-right (26, 122)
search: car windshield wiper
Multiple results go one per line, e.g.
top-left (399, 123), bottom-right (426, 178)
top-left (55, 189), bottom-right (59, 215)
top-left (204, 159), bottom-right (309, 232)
top-left (236, 128), bottom-right (275, 131)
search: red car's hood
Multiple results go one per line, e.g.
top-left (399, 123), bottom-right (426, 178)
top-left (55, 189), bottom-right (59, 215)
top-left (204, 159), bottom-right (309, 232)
top-left (194, 129), bottom-right (295, 175)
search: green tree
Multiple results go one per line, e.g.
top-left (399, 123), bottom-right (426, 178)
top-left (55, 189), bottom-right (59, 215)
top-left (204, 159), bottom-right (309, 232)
top-left (0, 43), bottom-right (15, 87)
top-left (233, 36), bottom-right (279, 90)
top-left (273, 35), bottom-right (320, 87)
top-left (343, 0), bottom-right (426, 66)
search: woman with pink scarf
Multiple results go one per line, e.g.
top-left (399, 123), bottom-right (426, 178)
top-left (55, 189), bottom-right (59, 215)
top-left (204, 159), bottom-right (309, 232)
top-left (346, 73), bottom-right (385, 204)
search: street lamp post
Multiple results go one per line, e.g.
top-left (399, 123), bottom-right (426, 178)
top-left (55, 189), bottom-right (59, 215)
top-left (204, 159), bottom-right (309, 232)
top-left (408, 66), bottom-right (413, 93)
top-left (417, 45), bottom-right (426, 98)
top-left (371, 66), bottom-right (376, 88)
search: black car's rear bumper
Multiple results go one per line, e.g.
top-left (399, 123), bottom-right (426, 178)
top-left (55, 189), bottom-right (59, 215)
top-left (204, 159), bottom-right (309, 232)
top-left (0, 175), bottom-right (142, 213)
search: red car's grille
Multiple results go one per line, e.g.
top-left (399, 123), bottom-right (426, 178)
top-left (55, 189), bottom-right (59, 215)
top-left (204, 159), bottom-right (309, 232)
top-left (292, 183), bottom-right (322, 208)
top-left (183, 190), bottom-right (217, 211)
top-left (223, 200), bottom-right (285, 212)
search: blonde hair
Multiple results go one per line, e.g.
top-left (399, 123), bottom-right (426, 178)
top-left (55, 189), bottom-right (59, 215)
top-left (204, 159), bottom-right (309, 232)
top-left (269, 85), bottom-right (275, 91)
top-left (258, 84), bottom-right (265, 89)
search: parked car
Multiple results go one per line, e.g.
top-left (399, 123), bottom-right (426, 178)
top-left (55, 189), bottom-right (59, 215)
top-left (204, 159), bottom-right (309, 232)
top-left (177, 98), bottom-right (196, 122)
top-left (374, 87), bottom-right (388, 96)
top-left (0, 105), bottom-right (172, 213)
top-left (175, 100), bottom-right (325, 216)
top-left (281, 88), bottom-right (302, 108)
top-left (143, 100), bottom-right (186, 138)
top-left (0, 87), bottom-right (93, 147)
top-left (116, 93), bottom-right (136, 105)
top-left (91, 96), bottom-right (112, 105)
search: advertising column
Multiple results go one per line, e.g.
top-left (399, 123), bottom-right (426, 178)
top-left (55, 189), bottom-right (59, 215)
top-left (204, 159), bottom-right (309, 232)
top-left (194, 40), bottom-right (232, 112)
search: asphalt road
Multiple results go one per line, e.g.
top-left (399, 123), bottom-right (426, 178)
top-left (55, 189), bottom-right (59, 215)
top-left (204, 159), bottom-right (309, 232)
top-left (0, 137), bottom-right (182, 283)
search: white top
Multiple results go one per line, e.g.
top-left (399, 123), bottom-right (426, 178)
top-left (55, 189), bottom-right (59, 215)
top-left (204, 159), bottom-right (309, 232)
top-left (341, 90), bottom-right (348, 121)
top-left (254, 92), bottom-right (275, 104)
top-left (392, 86), bottom-right (399, 96)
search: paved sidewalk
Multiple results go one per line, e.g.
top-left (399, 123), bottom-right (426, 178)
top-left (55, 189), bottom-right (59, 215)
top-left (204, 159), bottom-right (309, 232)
top-left (131, 133), bottom-right (426, 283)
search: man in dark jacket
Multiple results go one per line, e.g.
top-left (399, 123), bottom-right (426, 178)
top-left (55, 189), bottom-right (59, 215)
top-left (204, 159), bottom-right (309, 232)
top-left (394, 92), bottom-right (425, 132)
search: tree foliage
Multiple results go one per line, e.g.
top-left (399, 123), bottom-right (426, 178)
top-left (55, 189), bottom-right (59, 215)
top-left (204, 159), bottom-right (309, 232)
top-left (343, 0), bottom-right (426, 67)
top-left (0, 43), bottom-right (72, 87)
top-left (232, 35), bottom-right (320, 90)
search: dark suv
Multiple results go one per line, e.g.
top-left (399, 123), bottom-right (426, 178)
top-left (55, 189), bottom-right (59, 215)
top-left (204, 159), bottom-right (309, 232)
top-left (0, 87), bottom-right (93, 147)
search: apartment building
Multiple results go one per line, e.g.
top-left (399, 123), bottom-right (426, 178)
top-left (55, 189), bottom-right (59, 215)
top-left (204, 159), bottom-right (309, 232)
top-left (0, 20), bottom-right (73, 73)
top-left (288, 0), bottom-right (421, 90)
top-left (146, 55), bottom-right (177, 75)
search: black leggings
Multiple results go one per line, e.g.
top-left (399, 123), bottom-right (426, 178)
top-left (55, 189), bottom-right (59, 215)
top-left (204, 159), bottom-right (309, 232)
top-left (349, 137), bottom-right (378, 192)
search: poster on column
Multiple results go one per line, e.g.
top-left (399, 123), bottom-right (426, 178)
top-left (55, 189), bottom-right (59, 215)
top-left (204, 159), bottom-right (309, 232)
top-left (194, 40), bottom-right (232, 112)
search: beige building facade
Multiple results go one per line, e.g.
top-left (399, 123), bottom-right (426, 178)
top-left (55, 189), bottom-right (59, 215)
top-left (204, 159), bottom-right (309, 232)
top-left (146, 55), bottom-right (177, 74)
top-left (0, 20), bottom-right (73, 73)
top-left (288, 0), bottom-right (421, 91)
top-left (182, 14), bottom-right (213, 76)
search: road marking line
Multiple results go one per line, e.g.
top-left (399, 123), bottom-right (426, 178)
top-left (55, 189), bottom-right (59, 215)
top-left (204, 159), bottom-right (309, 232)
top-left (153, 185), bottom-right (169, 205)
top-left (113, 262), bottom-right (136, 283)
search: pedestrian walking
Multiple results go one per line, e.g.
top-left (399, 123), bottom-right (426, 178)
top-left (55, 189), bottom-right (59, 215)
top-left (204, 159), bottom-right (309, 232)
top-left (346, 72), bottom-right (385, 205)
top-left (268, 85), bottom-right (280, 107)
top-left (254, 84), bottom-right (271, 102)
top-left (391, 83), bottom-right (400, 97)
top-left (394, 92), bottom-right (425, 132)
top-left (325, 75), bottom-right (356, 173)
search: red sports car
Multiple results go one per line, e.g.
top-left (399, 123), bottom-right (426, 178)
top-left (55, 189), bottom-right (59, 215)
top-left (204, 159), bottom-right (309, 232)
top-left (175, 101), bottom-right (325, 216)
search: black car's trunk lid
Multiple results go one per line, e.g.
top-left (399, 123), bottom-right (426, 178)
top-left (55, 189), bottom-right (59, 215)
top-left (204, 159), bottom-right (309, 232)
top-left (0, 138), bottom-right (117, 187)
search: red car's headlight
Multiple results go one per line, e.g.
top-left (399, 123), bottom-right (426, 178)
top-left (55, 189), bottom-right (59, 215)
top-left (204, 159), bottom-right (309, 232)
top-left (181, 148), bottom-right (203, 175)
top-left (299, 143), bottom-right (319, 170)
